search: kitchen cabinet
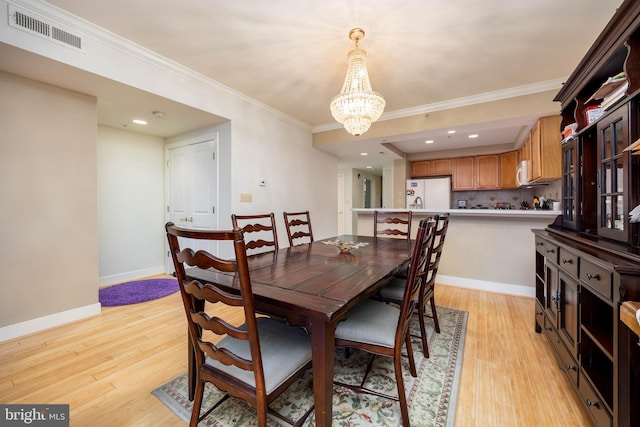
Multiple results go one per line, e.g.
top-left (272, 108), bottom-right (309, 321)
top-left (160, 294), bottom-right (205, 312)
top-left (475, 154), bottom-right (500, 189)
top-left (430, 158), bottom-right (452, 175)
top-left (452, 157), bottom-right (474, 190)
top-left (499, 150), bottom-right (519, 189)
top-left (410, 159), bottom-right (451, 177)
top-left (411, 160), bottom-right (430, 177)
top-left (530, 115), bottom-right (563, 183)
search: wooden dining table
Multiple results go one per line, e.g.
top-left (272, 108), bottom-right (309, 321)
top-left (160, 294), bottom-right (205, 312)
top-left (186, 235), bottom-right (413, 427)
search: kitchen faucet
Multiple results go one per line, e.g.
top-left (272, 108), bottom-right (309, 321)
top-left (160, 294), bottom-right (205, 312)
top-left (414, 196), bottom-right (423, 209)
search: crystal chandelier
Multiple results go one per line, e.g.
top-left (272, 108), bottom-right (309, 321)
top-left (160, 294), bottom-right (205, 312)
top-left (330, 28), bottom-right (385, 136)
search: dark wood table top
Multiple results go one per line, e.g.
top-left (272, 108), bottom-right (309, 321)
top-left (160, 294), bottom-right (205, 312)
top-left (187, 235), bottom-right (412, 324)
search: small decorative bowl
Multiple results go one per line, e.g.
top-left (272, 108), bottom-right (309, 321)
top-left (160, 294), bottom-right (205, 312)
top-left (322, 239), bottom-right (369, 253)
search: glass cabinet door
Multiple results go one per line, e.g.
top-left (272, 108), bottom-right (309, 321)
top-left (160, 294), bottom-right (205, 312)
top-left (597, 104), bottom-right (629, 241)
top-left (562, 140), bottom-right (578, 230)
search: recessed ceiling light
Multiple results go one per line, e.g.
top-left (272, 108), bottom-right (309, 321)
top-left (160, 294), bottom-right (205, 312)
top-left (425, 140), bottom-right (434, 144)
top-left (366, 166), bottom-right (372, 169)
top-left (468, 134), bottom-right (479, 138)
top-left (447, 130), bottom-right (456, 134)
top-left (360, 152), bottom-right (368, 156)
top-left (132, 119), bottom-right (147, 125)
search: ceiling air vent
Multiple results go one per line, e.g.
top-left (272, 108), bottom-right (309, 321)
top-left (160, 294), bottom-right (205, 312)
top-left (8, 5), bottom-right (84, 51)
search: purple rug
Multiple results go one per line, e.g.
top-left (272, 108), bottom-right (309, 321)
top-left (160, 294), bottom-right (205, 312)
top-left (99, 278), bottom-right (179, 307)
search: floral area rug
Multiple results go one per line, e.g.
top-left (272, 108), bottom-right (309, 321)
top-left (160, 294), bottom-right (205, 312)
top-left (152, 306), bottom-right (467, 426)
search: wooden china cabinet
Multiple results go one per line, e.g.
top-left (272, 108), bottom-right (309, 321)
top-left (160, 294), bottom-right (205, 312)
top-left (534, 1), bottom-right (640, 426)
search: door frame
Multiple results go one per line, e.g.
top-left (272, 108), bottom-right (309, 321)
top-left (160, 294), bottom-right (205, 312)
top-left (164, 133), bottom-right (220, 273)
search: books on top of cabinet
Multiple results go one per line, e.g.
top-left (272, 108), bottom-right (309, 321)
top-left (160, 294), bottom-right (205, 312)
top-left (588, 72), bottom-right (628, 111)
top-left (601, 81), bottom-right (629, 110)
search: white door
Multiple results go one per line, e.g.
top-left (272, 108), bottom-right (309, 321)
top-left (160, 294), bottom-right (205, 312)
top-left (166, 138), bottom-right (218, 271)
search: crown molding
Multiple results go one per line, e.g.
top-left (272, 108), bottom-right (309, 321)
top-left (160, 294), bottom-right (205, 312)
top-left (312, 78), bottom-right (565, 133)
top-left (8, 0), bottom-right (310, 131)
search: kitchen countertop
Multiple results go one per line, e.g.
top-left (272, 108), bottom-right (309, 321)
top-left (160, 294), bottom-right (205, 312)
top-left (352, 208), bottom-right (562, 219)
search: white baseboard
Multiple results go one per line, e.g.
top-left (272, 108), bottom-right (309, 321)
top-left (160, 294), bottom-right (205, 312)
top-left (99, 265), bottom-right (165, 287)
top-left (437, 275), bottom-right (535, 298)
top-left (0, 303), bottom-right (102, 343)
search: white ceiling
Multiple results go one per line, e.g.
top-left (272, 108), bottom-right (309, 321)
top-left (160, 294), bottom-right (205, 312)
top-left (2, 0), bottom-right (623, 172)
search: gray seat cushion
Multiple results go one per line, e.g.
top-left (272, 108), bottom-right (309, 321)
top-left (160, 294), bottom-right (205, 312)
top-left (378, 277), bottom-right (408, 301)
top-left (335, 300), bottom-right (400, 347)
top-left (205, 317), bottom-right (312, 394)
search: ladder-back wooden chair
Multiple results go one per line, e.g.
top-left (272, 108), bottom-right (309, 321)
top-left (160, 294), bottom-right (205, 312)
top-left (165, 222), bottom-right (313, 427)
top-left (231, 213), bottom-right (279, 254)
top-left (378, 213), bottom-right (450, 357)
top-left (283, 210), bottom-right (314, 246)
top-left (333, 218), bottom-right (436, 427)
top-left (374, 210), bottom-right (413, 248)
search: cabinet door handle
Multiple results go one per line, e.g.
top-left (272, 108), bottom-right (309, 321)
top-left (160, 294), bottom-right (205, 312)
top-left (537, 242), bottom-right (544, 246)
top-left (546, 249), bottom-right (555, 254)
top-left (565, 364), bottom-right (577, 371)
top-left (562, 258), bottom-right (573, 264)
top-left (585, 273), bottom-right (600, 280)
top-left (586, 399), bottom-right (599, 408)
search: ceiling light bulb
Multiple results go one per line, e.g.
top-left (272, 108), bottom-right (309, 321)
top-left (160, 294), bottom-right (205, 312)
top-left (425, 140), bottom-right (434, 144)
top-left (132, 119), bottom-right (147, 125)
top-left (360, 152), bottom-right (368, 156)
top-left (468, 134), bottom-right (479, 138)
top-left (448, 130), bottom-right (456, 134)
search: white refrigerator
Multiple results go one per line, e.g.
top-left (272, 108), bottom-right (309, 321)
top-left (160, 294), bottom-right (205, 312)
top-left (406, 177), bottom-right (451, 209)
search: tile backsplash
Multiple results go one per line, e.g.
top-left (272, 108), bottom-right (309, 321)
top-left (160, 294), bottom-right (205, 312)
top-left (453, 180), bottom-right (562, 209)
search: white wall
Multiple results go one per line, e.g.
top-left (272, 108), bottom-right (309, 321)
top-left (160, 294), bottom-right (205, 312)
top-left (97, 126), bottom-right (166, 285)
top-left (230, 109), bottom-right (338, 243)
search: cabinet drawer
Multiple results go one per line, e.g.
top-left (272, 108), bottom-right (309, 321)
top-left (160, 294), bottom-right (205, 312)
top-left (535, 301), bottom-right (545, 331)
top-left (558, 247), bottom-right (578, 278)
top-left (578, 374), bottom-right (612, 427)
top-left (543, 241), bottom-right (558, 264)
top-left (580, 259), bottom-right (612, 300)
top-left (535, 236), bottom-right (546, 255)
top-left (555, 331), bottom-right (579, 388)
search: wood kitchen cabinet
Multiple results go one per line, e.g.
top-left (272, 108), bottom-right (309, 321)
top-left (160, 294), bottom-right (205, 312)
top-left (475, 154), bottom-right (500, 189)
top-left (500, 150), bottom-right (519, 189)
top-left (411, 159), bottom-right (451, 177)
top-left (530, 115), bottom-right (563, 182)
top-left (430, 158), bottom-right (452, 175)
top-left (411, 160), bottom-right (430, 177)
top-left (452, 157), bottom-right (474, 190)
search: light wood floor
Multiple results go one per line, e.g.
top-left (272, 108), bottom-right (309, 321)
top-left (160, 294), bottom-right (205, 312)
top-left (0, 284), bottom-right (592, 426)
